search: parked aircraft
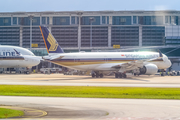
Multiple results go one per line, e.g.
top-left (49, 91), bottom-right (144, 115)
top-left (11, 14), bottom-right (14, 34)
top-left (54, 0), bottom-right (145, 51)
top-left (39, 26), bottom-right (171, 78)
top-left (0, 45), bottom-right (41, 68)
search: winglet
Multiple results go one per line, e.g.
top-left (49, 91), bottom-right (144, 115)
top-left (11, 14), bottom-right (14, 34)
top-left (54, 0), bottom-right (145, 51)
top-left (158, 50), bottom-right (163, 57)
top-left (13, 49), bottom-right (21, 56)
top-left (39, 26), bottom-right (64, 54)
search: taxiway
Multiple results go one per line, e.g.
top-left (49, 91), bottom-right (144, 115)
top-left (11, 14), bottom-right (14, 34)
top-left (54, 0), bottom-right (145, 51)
top-left (0, 74), bottom-right (180, 87)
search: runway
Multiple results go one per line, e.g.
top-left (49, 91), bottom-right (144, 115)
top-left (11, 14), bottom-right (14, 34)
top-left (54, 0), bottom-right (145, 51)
top-left (1, 96), bottom-right (180, 119)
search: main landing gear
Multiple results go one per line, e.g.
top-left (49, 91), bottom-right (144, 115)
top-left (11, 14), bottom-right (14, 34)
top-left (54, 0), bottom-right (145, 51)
top-left (92, 72), bottom-right (104, 78)
top-left (115, 72), bottom-right (127, 78)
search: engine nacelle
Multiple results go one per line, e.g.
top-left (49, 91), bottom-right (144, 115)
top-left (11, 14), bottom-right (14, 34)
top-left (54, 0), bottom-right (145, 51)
top-left (139, 64), bottom-right (158, 75)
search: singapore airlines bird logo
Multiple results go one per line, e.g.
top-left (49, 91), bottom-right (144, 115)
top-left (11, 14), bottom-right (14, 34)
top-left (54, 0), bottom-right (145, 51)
top-left (47, 33), bottom-right (58, 51)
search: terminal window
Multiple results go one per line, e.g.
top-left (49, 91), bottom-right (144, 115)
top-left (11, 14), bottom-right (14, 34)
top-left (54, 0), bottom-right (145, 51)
top-left (42, 17), bottom-right (46, 24)
top-left (13, 17), bottom-right (17, 25)
top-left (33, 19), bottom-right (37, 23)
top-left (120, 18), bottom-right (126, 22)
top-left (3, 19), bottom-right (9, 23)
top-left (90, 18), bottom-right (96, 23)
top-left (165, 16), bottom-right (168, 23)
top-left (60, 18), bottom-right (66, 23)
top-left (152, 18), bottom-right (156, 22)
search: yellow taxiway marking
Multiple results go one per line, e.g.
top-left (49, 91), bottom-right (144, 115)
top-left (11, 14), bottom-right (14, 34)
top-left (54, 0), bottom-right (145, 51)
top-left (0, 106), bottom-right (47, 118)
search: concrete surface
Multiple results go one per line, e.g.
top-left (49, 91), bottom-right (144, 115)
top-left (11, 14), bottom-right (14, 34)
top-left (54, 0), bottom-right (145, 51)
top-left (0, 74), bottom-right (180, 87)
top-left (1, 96), bottom-right (180, 119)
top-left (1, 74), bottom-right (180, 119)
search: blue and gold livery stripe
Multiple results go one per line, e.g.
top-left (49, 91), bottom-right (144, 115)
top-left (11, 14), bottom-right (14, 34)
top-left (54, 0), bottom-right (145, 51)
top-left (48, 57), bottom-right (164, 66)
top-left (47, 33), bottom-right (59, 51)
top-left (39, 26), bottom-right (64, 54)
top-left (0, 56), bottom-right (24, 60)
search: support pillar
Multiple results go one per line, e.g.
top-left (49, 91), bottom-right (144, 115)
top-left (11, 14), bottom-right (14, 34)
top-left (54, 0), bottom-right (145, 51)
top-left (100, 16), bottom-right (102, 25)
top-left (49, 17), bottom-right (53, 25)
top-left (11, 16), bottom-right (13, 25)
top-left (139, 25), bottom-right (142, 47)
top-left (131, 16), bottom-right (133, 25)
top-left (109, 16), bottom-right (112, 25)
top-left (20, 27), bottom-right (23, 47)
top-left (40, 16), bottom-right (42, 25)
top-left (75, 17), bottom-right (77, 24)
top-left (163, 15), bottom-right (165, 24)
top-left (136, 16), bottom-right (138, 24)
top-left (108, 16), bottom-right (112, 48)
top-left (46, 17), bottom-right (47, 25)
top-left (70, 15), bottom-right (71, 25)
top-left (108, 25), bottom-right (111, 48)
top-left (78, 17), bottom-right (81, 51)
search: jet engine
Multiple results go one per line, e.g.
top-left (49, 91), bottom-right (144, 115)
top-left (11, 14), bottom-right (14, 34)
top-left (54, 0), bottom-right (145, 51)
top-left (139, 64), bottom-right (158, 75)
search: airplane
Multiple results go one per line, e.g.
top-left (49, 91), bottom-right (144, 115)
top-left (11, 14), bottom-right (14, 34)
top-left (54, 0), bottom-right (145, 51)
top-left (39, 26), bottom-right (172, 78)
top-left (0, 45), bottom-right (41, 68)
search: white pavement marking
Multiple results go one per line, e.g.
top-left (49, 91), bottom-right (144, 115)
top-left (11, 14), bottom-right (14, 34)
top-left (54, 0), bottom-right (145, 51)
top-left (1, 82), bottom-right (180, 87)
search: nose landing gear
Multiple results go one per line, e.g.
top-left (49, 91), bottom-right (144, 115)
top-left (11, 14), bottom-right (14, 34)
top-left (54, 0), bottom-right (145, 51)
top-left (99, 73), bottom-right (103, 78)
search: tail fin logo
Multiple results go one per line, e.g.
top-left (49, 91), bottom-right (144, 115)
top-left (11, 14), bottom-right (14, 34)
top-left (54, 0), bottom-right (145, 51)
top-left (47, 33), bottom-right (58, 51)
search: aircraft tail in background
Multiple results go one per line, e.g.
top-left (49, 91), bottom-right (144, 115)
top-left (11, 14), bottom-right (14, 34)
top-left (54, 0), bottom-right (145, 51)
top-left (39, 26), bottom-right (64, 54)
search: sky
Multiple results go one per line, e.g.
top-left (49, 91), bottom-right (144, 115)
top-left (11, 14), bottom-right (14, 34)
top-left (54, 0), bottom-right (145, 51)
top-left (0, 0), bottom-right (180, 12)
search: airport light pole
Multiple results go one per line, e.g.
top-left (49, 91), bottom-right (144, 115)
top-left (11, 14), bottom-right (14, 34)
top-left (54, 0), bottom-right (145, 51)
top-left (29, 15), bottom-right (34, 51)
top-left (89, 17), bottom-right (94, 48)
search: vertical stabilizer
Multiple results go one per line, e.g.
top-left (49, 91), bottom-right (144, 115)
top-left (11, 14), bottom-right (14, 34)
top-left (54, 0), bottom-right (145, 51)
top-left (39, 26), bottom-right (64, 54)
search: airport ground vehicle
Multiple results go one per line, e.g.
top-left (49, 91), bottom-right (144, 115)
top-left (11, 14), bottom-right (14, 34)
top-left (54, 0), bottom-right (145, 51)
top-left (40, 68), bottom-right (62, 74)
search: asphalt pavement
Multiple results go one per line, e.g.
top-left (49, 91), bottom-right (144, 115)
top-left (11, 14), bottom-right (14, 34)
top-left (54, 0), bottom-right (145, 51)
top-left (1, 96), bottom-right (180, 119)
top-left (1, 74), bottom-right (180, 119)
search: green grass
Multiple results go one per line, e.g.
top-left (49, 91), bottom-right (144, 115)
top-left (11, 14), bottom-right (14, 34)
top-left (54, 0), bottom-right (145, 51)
top-left (0, 108), bottom-right (24, 119)
top-left (1, 85), bottom-right (180, 99)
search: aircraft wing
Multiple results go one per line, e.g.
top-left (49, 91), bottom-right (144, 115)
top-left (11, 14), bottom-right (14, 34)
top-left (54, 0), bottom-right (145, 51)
top-left (43, 54), bottom-right (64, 60)
top-left (50, 56), bottom-right (64, 60)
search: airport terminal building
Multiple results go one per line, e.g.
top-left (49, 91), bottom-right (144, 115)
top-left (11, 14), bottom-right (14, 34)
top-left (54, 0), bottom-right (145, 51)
top-left (0, 10), bottom-right (180, 70)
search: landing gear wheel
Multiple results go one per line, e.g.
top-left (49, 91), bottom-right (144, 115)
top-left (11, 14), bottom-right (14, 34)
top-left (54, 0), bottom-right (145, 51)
top-left (118, 73), bottom-right (122, 78)
top-left (100, 73), bottom-right (103, 78)
top-left (115, 73), bottom-right (118, 78)
top-left (96, 73), bottom-right (99, 78)
top-left (122, 73), bottom-right (127, 78)
top-left (92, 73), bottom-right (95, 78)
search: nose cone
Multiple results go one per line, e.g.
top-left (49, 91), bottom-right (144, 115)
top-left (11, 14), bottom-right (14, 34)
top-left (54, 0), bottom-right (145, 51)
top-left (29, 56), bottom-right (41, 67)
top-left (167, 59), bottom-right (172, 68)
top-left (33, 58), bottom-right (41, 66)
top-left (36, 59), bottom-right (40, 66)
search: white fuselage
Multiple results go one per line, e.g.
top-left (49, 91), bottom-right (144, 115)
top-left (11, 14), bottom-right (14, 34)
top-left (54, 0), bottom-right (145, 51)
top-left (0, 55), bottom-right (41, 68)
top-left (48, 52), bottom-right (171, 71)
top-left (0, 45), bottom-right (41, 68)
